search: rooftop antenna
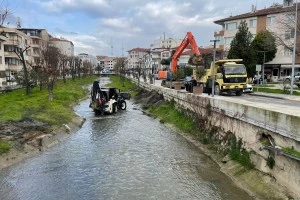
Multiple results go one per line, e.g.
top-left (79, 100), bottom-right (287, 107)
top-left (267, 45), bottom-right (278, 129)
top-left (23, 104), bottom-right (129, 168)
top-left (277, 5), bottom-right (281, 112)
top-left (16, 17), bottom-right (21, 28)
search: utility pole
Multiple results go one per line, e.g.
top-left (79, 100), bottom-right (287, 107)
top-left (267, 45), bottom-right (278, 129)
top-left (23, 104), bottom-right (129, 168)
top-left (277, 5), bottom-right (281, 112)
top-left (210, 39), bottom-right (220, 97)
top-left (257, 50), bottom-right (267, 84)
top-left (291, 0), bottom-right (298, 95)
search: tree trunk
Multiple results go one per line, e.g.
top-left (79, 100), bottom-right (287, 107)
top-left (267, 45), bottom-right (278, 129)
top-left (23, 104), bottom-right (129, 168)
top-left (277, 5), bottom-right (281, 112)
top-left (21, 52), bottom-right (30, 95)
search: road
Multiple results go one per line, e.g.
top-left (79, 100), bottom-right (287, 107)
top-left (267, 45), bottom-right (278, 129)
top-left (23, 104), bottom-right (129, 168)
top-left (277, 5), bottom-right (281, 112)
top-left (153, 79), bottom-right (300, 108)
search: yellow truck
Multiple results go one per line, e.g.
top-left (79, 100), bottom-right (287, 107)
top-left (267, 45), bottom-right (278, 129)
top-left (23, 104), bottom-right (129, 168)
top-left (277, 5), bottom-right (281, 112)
top-left (193, 59), bottom-right (248, 96)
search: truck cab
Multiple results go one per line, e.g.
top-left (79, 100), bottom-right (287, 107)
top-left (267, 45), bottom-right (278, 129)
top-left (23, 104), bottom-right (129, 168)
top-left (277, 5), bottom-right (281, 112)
top-left (194, 59), bottom-right (248, 96)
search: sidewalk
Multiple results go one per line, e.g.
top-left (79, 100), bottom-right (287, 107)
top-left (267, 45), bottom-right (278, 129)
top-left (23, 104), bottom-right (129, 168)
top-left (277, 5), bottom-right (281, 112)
top-left (249, 92), bottom-right (300, 102)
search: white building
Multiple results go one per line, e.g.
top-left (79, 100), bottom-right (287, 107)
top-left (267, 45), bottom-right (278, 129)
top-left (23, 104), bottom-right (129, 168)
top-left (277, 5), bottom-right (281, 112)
top-left (78, 53), bottom-right (97, 72)
top-left (51, 37), bottom-right (74, 56)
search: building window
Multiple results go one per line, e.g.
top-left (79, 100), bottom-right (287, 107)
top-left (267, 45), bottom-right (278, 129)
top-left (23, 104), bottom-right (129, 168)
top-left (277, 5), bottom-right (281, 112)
top-left (0, 56), bottom-right (2, 64)
top-left (284, 47), bottom-right (293, 56)
top-left (267, 16), bottom-right (276, 26)
top-left (285, 29), bottom-right (295, 40)
top-left (225, 22), bottom-right (237, 30)
top-left (286, 13), bottom-right (295, 22)
top-left (224, 37), bottom-right (233, 45)
top-left (250, 19), bottom-right (257, 28)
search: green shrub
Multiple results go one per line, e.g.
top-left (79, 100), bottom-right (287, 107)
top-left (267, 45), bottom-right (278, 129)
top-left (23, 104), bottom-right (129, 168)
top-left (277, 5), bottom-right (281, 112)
top-left (266, 156), bottom-right (275, 169)
top-left (229, 136), bottom-right (254, 169)
top-left (0, 140), bottom-right (11, 154)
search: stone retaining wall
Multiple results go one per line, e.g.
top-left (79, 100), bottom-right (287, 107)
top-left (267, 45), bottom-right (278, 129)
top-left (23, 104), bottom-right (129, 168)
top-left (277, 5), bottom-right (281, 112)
top-left (136, 79), bottom-right (300, 197)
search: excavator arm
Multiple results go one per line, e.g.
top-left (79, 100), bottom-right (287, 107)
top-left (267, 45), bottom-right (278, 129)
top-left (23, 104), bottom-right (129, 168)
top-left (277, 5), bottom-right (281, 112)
top-left (171, 32), bottom-right (201, 72)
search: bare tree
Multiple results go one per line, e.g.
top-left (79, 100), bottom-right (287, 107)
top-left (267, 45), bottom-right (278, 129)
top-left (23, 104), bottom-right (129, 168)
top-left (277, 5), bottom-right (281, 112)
top-left (40, 42), bottom-right (61, 101)
top-left (12, 34), bottom-right (31, 95)
top-left (68, 56), bottom-right (76, 80)
top-left (74, 56), bottom-right (82, 78)
top-left (0, 0), bottom-right (14, 26)
top-left (270, 4), bottom-right (300, 55)
top-left (114, 57), bottom-right (127, 86)
top-left (59, 54), bottom-right (68, 83)
top-left (82, 60), bottom-right (92, 76)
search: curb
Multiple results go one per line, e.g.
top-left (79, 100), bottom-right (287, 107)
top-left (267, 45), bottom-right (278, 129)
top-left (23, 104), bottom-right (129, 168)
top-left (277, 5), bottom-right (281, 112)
top-left (249, 93), bottom-right (285, 100)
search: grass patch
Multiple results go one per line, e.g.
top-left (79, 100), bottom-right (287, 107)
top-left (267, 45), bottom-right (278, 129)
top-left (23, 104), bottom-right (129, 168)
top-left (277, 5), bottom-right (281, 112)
top-left (229, 135), bottom-right (254, 169)
top-left (0, 76), bottom-right (98, 128)
top-left (282, 147), bottom-right (300, 158)
top-left (0, 140), bottom-right (11, 154)
top-left (253, 87), bottom-right (300, 95)
top-left (106, 75), bottom-right (139, 97)
top-left (148, 101), bottom-right (196, 134)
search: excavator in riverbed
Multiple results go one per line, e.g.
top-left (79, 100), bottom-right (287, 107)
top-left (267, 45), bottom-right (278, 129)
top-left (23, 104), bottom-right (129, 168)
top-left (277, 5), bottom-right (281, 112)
top-left (157, 32), bottom-right (202, 88)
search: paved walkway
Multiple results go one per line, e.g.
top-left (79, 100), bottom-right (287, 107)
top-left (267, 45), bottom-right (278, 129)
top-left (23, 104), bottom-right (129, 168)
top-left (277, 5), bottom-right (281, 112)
top-left (250, 92), bottom-right (300, 102)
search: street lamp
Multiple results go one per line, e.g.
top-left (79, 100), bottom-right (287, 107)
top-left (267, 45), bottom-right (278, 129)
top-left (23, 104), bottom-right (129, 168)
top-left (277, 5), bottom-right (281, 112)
top-left (291, 0), bottom-right (298, 95)
top-left (210, 39), bottom-right (220, 97)
top-left (257, 50), bottom-right (267, 84)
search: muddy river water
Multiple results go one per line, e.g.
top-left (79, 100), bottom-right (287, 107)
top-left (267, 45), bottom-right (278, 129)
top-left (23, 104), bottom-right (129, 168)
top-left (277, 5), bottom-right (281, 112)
top-left (0, 85), bottom-right (253, 200)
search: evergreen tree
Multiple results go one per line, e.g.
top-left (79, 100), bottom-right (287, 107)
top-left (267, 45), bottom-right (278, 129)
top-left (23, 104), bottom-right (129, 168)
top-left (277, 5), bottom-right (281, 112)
top-left (227, 20), bottom-right (255, 77)
top-left (251, 30), bottom-right (277, 65)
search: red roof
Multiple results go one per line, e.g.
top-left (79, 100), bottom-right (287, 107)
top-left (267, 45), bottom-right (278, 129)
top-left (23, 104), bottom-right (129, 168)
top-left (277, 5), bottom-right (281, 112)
top-left (214, 3), bottom-right (298, 24)
top-left (182, 48), bottom-right (213, 55)
top-left (127, 47), bottom-right (150, 53)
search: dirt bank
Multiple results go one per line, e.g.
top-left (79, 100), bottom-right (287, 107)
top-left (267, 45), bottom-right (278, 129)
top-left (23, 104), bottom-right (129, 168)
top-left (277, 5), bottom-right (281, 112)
top-left (133, 88), bottom-right (295, 200)
top-left (0, 116), bottom-right (85, 170)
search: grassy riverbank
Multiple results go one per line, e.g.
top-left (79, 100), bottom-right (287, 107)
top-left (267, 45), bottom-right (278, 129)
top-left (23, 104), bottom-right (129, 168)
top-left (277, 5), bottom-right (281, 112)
top-left (0, 76), bottom-right (97, 128)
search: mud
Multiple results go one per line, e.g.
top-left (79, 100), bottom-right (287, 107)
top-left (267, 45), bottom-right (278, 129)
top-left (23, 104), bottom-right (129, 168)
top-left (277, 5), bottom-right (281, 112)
top-left (0, 116), bottom-right (85, 170)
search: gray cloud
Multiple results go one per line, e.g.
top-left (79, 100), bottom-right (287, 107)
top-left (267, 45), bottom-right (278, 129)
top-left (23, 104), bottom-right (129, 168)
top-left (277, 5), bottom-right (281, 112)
top-left (27, 0), bottom-right (277, 56)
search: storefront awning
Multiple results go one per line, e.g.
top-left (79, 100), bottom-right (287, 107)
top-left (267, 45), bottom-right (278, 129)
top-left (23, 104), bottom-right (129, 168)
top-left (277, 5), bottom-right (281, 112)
top-left (281, 65), bottom-right (300, 68)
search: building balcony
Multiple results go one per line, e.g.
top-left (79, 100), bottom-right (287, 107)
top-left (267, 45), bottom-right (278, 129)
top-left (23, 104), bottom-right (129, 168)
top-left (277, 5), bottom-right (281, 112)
top-left (5, 64), bottom-right (22, 72)
top-left (4, 51), bottom-right (18, 58)
top-left (30, 43), bottom-right (40, 48)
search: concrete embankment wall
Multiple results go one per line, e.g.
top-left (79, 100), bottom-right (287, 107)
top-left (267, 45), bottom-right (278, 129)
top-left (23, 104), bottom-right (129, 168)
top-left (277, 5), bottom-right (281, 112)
top-left (136, 80), bottom-right (300, 197)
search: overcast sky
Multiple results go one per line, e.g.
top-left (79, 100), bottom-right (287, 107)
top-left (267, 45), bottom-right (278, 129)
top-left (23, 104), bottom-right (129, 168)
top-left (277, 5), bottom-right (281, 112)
top-left (5, 0), bottom-right (282, 57)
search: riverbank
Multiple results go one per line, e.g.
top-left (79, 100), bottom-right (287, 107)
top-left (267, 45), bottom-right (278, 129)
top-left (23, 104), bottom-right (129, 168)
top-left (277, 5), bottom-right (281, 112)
top-left (133, 88), bottom-right (296, 200)
top-left (0, 76), bottom-right (97, 170)
top-left (0, 116), bottom-right (85, 170)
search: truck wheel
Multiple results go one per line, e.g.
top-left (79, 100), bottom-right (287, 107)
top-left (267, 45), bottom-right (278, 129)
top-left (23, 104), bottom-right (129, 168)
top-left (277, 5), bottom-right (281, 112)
top-left (120, 101), bottom-right (126, 110)
top-left (236, 90), bottom-right (243, 96)
top-left (113, 104), bottom-right (117, 113)
top-left (214, 84), bottom-right (221, 95)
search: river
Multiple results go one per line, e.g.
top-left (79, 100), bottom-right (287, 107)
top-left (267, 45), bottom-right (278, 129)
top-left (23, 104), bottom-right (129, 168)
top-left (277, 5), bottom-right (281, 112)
top-left (0, 81), bottom-right (253, 200)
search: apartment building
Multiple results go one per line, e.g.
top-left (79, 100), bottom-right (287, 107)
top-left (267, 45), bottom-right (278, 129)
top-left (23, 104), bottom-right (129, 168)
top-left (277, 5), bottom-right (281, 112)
top-left (97, 56), bottom-right (117, 72)
top-left (150, 37), bottom-right (182, 50)
top-left (126, 48), bottom-right (150, 71)
top-left (214, 0), bottom-right (299, 82)
top-left (18, 28), bottom-right (52, 67)
top-left (50, 37), bottom-right (74, 56)
top-left (0, 27), bottom-right (32, 86)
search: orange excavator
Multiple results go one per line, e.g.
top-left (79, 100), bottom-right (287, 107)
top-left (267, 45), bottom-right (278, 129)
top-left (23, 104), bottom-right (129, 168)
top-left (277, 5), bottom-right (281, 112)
top-left (157, 32), bottom-right (202, 81)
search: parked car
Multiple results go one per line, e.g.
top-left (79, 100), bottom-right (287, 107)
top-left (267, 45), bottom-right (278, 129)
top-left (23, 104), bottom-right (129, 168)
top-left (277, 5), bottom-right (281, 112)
top-left (283, 71), bottom-right (300, 88)
top-left (243, 84), bottom-right (253, 93)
